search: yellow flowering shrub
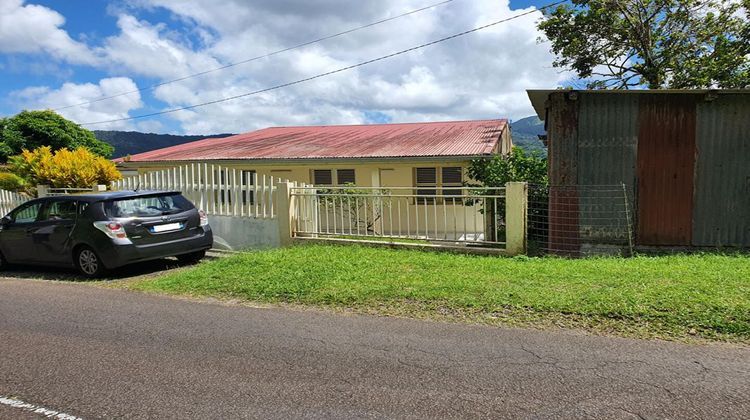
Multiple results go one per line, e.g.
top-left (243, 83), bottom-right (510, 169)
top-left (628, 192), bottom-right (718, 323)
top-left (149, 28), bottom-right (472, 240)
top-left (9, 146), bottom-right (121, 191)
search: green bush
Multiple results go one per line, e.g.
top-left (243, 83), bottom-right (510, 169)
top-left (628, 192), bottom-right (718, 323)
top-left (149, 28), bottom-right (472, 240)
top-left (0, 171), bottom-right (25, 191)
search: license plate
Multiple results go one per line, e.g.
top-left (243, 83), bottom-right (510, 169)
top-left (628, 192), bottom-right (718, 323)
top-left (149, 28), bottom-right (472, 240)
top-left (151, 222), bottom-right (182, 233)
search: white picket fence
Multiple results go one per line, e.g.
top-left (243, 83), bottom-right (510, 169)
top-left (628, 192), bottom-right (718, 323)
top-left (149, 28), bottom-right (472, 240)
top-left (111, 163), bottom-right (281, 218)
top-left (0, 189), bottom-right (30, 216)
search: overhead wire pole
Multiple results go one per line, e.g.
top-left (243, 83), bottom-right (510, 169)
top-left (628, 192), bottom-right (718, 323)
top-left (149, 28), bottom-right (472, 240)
top-left (80, 0), bottom-right (565, 127)
top-left (51, 0), bottom-right (457, 112)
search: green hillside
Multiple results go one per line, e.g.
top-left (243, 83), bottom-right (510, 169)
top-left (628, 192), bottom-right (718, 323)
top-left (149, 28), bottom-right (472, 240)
top-left (94, 131), bottom-right (233, 158)
top-left (510, 116), bottom-right (546, 156)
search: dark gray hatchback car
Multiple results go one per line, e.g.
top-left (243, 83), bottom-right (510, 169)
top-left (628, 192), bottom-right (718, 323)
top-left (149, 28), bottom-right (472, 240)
top-left (0, 190), bottom-right (213, 277)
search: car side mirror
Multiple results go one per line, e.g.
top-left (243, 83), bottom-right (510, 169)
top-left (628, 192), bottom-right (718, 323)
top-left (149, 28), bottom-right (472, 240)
top-left (0, 216), bottom-right (11, 227)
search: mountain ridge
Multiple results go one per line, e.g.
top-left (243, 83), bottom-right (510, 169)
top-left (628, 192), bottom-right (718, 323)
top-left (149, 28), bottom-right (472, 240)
top-left (94, 131), bottom-right (233, 158)
top-left (509, 115), bottom-right (546, 155)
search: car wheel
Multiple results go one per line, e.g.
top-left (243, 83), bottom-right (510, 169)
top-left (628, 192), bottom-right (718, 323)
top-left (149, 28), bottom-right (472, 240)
top-left (177, 250), bottom-right (206, 265)
top-left (75, 247), bottom-right (107, 278)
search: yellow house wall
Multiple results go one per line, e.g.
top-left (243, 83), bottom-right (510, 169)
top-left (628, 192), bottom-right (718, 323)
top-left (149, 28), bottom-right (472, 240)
top-left (120, 158), bottom-right (493, 239)
top-left (125, 159), bottom-right (477, 188)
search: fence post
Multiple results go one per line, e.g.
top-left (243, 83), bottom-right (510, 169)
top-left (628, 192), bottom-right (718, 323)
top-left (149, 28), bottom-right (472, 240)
top-left (276, 181), bottom-right (294, 246)
top-left (36, 185), bottom-right (49, 198)
top-left (505, 182), bottom-right (528, 256)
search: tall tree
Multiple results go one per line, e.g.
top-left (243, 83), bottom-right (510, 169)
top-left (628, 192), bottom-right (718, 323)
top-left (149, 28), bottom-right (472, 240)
top-left (0, 110), bottom-right (113, 162)
top-left (538, 0), bottom-right (750, 89)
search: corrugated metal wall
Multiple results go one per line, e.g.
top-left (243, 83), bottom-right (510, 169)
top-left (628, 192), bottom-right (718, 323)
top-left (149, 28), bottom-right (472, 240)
top-left (636, 95), bottom-right (696, 246)
top-left (694, 95), bottom-right (750, 246)
top-left (576, 93), bottom-right (638, 243)
top-left (547, 92), bottom-right (581, 254)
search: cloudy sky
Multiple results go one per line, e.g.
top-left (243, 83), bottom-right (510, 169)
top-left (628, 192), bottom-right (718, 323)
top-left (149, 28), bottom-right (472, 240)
top-left (0, 0), bottom-right (570, 134)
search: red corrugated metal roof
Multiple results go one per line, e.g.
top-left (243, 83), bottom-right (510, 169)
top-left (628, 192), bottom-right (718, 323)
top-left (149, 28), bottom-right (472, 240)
top-left (118, 119), bottom-right (508, 162)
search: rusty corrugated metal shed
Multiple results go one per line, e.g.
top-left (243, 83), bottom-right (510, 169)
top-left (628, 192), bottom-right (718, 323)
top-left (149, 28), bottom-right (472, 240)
top-left (529, 89), bottom-right (750, 251)
top-left (694, 95), bottom-right (750, 246)
top-left (118, 120), bottom-right (508, 162)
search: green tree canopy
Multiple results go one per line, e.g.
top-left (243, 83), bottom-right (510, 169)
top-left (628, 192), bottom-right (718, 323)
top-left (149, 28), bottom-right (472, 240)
top-left (0, 110), bottom-right (113, 162)
top-left (539, 0), bottom-right (750, 89)
top-left (468, 147), bottom-right (548, 188)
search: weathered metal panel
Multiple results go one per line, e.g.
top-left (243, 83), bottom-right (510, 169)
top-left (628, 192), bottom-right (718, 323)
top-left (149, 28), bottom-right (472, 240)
top-left (636, 94), bottom-right (696, 246)
top-left (546, 92), bottom-right (580, 254)
top-left (694, 95), bottom-right (750, 246)
top-left (576, 93), bottom-right (638, 244)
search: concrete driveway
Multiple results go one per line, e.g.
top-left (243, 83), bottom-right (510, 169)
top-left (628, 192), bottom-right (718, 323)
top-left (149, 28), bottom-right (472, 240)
top-left (0, 278), bottom-right (748, 419)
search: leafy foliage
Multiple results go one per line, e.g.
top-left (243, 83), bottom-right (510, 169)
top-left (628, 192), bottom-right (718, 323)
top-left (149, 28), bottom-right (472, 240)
top-left (468, 147), bottom-right (548, 188)
top-left (0, 110), bottom-right (114, 162)
top-left (0, 172), bottom-right (26, 192)
top-left (539, 0), bottom-right (750, 89)
top-left (469, 147), bottom-right (549, 243)
top-left (9, 146), bottom-right (121, 192)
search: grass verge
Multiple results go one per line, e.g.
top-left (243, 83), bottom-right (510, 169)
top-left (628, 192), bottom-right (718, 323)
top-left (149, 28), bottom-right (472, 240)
top-left (119, 244), bottom-right (750, 343)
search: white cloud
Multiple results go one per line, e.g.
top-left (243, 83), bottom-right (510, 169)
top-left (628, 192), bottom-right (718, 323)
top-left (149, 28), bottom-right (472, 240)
top-left (98, 14), bottom-right (223, 80)
top-left (4, 0), bottom-right (570, 134)
top-left (103, 0), bottom-right (570, 133)
top-left (136, 119), bottom-right (165, 133)
top-left (0, 0), bottom-right (97, 65)
top-left (9, 77), bottom-right (143, 130)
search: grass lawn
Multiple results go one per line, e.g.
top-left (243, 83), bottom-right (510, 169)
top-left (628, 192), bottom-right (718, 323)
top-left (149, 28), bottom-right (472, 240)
top-left (121, 244), bottom-right (750, 343)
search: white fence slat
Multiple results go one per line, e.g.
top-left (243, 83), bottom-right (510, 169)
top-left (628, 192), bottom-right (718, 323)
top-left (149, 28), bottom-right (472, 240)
top-left (232, 168), bottom-right (238, 217)
top-left (261, 175), bottom-right (267, 219)
top-left (269, 176), bottom-right (275, 218)
top-left (253, 172), bottom-right (259, 218)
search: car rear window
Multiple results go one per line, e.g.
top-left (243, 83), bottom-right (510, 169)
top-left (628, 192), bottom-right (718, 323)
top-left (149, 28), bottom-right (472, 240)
top-left (104, 194), bottom-right (194, 218)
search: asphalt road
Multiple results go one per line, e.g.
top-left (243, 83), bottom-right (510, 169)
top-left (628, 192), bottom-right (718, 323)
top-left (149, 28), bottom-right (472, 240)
top-left (0, 279), bottom-right (748, 419)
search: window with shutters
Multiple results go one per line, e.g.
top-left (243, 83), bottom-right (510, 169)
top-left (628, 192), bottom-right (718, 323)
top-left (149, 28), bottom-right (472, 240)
top-left (336, 169), bottom-right (355, 185)
top-left (313, 169), bottom-right (355, 186)
top-left (441, 167), bottom-right (463, 199)
top-left (313, 169), bottom-right (333, 186)
top-left (415, 167), bottom-right (437, 204)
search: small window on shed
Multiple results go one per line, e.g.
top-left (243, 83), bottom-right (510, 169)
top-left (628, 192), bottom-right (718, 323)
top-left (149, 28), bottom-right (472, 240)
top-left (336, 169), bottom-right (355, 185)
top-left (313, 169), bottom-right (333, 186)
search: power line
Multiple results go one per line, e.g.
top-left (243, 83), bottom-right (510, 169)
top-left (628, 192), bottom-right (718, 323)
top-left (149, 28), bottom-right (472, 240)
top-left (53, 0), bottom-right (456, 111)
top-left (81, 1), bottom-right (564, 126)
